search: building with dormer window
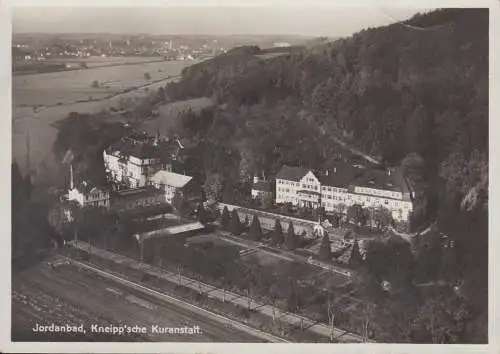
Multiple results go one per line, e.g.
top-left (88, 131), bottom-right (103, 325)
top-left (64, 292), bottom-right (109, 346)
top-left (274, 163), bottom-right (424, 223)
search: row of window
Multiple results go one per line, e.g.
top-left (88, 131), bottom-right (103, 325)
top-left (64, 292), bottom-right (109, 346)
top-left (278, 189), bottom-right (411, 210)
top-left (85, 200), bottom-right (109, 207)
top-left (301, 184), bottom-right (318, 191)
top-left (321, 186), bottom-right (346, 193)
top-left (277, 178), bottom-right (404, 200)
top-left (356, 187), bottom-right (402, 200)
top-left (277, 179), bottom-right (300, 187)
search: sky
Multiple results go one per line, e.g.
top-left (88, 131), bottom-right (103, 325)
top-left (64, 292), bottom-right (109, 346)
top-left (12, 6), bottom-right (429, 37)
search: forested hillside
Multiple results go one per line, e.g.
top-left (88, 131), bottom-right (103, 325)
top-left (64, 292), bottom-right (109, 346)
top-left (166, 8), bottom-right (487, 206)
top-left (163, 8), bottom-right (489, 343)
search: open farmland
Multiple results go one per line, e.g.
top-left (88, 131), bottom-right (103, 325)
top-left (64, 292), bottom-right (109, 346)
top-left (43, 55), bottom-right (166, 68)
top-left (13, 60), bottom-right (196, 107)
top-left (12, 59), bottom-right (199, 182)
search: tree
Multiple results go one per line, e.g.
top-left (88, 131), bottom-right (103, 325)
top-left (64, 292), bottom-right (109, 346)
top-left (91, 80), bottom-right (100, 89)
top-left (229, 209), bottom-right (242, 235)
top-left (318, 234), bottom-right (332, 261)
top-left (144, 72), bottom-right (152, 80)
top-left (285, 221), bottom-right (298, 250)
top-left (410, 295), bottom-right (470, 343)
top-left (172, 190), bottom-right (190, 217)
top-left (249, 215), bottom-right (263, 241)
top-left (286, 280), bottom-right (302, 312)
top-left (347, 204), bottom-right (367, 226)
top-left (243, 215), bottom-right (250, 228)
top-left (271, 219), bottom-right (284, 246)
top-left (349, 240), bottom-right (363, 267)
top-left (48, 202), bottom-right (75, 243)
top-left (373, 207), bottom-right (393, 231)
top-left (203, 173), bottom-right (224, 202)
top-left (196, 202), bottom-right (208, 223)
top-left (221, 206), bottom-right (230, 230)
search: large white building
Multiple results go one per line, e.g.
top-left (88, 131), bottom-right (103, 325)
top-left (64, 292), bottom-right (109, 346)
top-left (103, 133), bottom-right (172, 189)
top-left (275, 163), bottom-right (424, 222)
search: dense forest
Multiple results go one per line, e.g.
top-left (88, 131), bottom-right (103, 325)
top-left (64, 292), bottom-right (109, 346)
top-left (162, 8), bottom-right (489, 343)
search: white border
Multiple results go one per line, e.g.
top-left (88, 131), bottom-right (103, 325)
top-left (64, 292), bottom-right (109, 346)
top-left (1, 0), bottom-right (498, 353)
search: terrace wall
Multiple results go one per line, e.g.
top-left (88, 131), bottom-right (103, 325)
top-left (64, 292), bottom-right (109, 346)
top-left (217, 202), bottom-right (318, 237)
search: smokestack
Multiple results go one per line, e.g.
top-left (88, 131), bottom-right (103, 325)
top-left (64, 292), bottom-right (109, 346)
top-left (26, 132), bottom-right (31, 176)
top-left (70, 164), bottom-right (74, 190)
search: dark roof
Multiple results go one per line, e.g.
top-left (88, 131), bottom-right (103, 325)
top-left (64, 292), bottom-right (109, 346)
top-left (252, 180), bottom-right (273, 193)
top-left (318, 161), bottom-right (365, 188)
top-left (117, 203), bottom-right (174, 218)
top-left (351, 168), bottom-right (405, 193)
top-left (112, 186), bottom-right (164, 202)
top-left (276, 166), bottom-right (309, 182)
top-left (73, 177), bottom-right (109, 195)
top-left (106, 140), bottom-right (163, 159)
top-left (106, 132), bottom-right (176, 160)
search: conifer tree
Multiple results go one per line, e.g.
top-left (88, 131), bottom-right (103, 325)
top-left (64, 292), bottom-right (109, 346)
top-left (249, 215), bottom-right (263, 241)
top-left (349, 239), bottom-right (363, 267)
top-left (229, 209), bottom-right (242, 235)
top-left (318, 234), bottom-right (332, 261)
top-left (285, 221), bottom-right (298, 250)
top-left (221, 206), bottom-right (230, 230)
top-left (272, 219), bottom-right (284, 246)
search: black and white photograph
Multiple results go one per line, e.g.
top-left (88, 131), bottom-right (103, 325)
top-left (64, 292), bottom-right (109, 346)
top-left (7, 2), bottom-right (493, 350)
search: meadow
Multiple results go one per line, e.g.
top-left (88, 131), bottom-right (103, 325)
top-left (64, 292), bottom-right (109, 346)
top-left (13, 59), bottom-right (196, 107)
top-left (44, 55), bottom-right (165, 68)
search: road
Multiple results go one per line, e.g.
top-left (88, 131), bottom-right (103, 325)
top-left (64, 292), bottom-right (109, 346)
top-left (69, 241), bottom-right (366, 343)
top-left (11, 254), bottom-right (272, 342)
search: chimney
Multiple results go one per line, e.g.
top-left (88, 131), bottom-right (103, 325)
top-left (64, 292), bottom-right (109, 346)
top-left (253, 176), bottom-right (259, 184)
top-left (388, 169), bottom-right (391, 176)
top-left (334, 167), bottom-right (337, 173)
top-left (325, 169), bottom-right (329, 176)
top-left (70, 164), bottom-right (74, 190)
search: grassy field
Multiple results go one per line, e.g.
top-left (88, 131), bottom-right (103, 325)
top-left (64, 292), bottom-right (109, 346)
top-left (13, 60), bottom-right (196, 107)
top-left (44, 56), bottom-right (166, 68)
